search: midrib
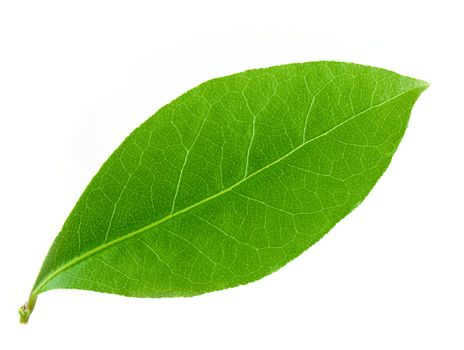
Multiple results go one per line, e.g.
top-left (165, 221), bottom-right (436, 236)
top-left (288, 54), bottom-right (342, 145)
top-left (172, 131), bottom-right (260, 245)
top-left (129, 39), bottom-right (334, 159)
top-left (32, 86), bottom-right (421, 295)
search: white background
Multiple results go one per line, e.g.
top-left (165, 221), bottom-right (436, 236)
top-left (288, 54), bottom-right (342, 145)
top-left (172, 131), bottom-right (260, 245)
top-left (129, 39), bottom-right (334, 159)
top-left (1, 0), bottom-right (463, 349)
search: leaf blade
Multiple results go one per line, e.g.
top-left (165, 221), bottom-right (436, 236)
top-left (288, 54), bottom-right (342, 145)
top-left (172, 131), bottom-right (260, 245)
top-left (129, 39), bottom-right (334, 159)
top-left (26, 61), bottom-right (428, 320)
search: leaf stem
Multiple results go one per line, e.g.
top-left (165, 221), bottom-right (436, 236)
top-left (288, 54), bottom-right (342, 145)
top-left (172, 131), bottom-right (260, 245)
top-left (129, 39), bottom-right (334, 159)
top-left (19, 294), bottom-right (37, 324)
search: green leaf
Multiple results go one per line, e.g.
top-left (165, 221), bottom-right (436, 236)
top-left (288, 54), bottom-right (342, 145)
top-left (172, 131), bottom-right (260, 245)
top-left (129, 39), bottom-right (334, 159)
top-left (20, 61), bottom-right (428, 323)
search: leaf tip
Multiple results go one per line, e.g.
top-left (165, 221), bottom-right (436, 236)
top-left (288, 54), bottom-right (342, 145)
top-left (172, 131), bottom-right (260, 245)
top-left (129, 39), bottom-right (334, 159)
top-left (414, 78), bottom-right (430, 92)
top-left (420, 80), bottom-right (431, 90)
